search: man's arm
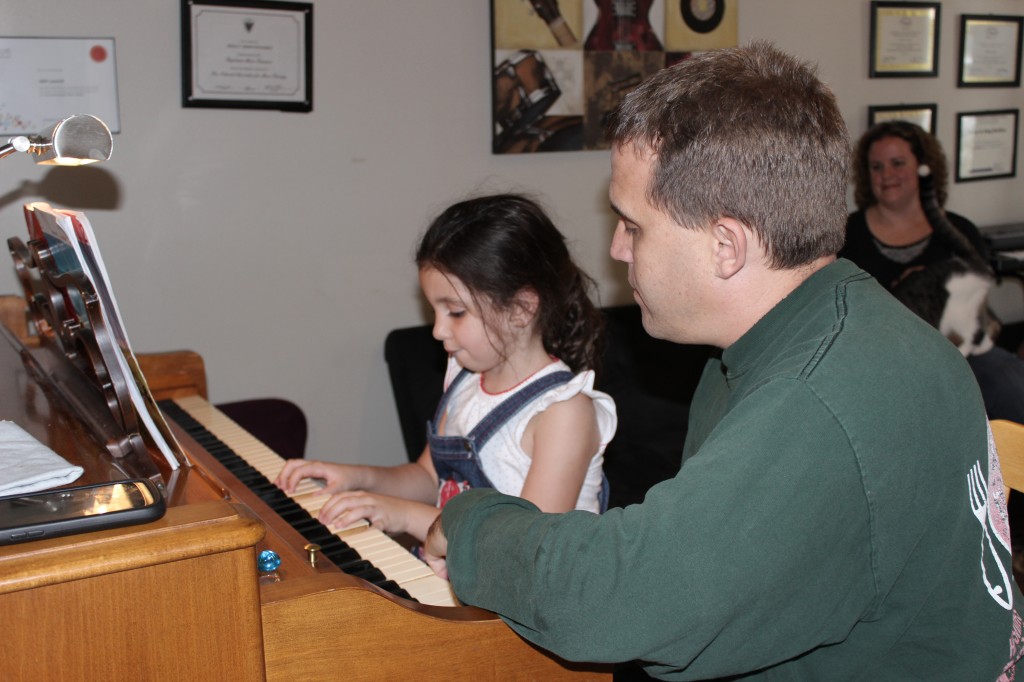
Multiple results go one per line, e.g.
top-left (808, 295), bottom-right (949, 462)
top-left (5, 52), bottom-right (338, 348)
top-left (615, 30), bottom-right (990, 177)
top-left (424, 388), bottom-right (879, 676)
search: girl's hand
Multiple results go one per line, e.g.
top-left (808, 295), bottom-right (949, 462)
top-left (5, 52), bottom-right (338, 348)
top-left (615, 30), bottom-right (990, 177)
top-left (317, 491), bottom-right (436, 539)
top-left (274, 459), bottom-right (360, 494)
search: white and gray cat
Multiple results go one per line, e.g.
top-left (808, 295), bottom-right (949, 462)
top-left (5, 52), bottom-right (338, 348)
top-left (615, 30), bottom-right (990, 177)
top-left (891, 165), bottom-right (999, 356)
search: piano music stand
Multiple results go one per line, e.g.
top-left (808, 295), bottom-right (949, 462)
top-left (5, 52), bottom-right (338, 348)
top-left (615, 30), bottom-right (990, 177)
top-left (6, 207), bottom-right (182, 488)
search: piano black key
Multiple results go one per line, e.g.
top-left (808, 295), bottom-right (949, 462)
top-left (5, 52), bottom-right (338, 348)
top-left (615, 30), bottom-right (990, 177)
top-left (158, 399), bottom-right (415, 602)
top-left (347, 563), bottom-right (388, 585)
top-left (286, 515), bottom-right (323, 533)
top-left (277, 507), bottom-right (315, 526)
top-left (325, 548), bottom-right (366, 571)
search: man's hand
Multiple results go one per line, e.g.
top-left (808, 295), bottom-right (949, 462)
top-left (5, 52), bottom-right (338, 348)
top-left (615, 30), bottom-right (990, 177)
top-left (422, 513), bottom-right (450, 580)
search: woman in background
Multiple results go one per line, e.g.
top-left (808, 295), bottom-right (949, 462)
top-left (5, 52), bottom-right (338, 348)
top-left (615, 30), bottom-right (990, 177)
top-left (841, 120), bottom-right (1024, 424)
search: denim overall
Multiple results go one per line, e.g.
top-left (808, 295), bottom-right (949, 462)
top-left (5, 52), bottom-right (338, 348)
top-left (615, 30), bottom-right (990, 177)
top-left (428, 367), bottom-right (610, 511)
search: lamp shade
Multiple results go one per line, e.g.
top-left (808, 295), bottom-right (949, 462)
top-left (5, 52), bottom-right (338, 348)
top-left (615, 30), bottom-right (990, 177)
top-left (35, 114), bottom-right (113, 166)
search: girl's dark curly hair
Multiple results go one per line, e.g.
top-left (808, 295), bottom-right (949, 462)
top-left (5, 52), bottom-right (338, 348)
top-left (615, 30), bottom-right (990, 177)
top-left (852, 120), bottom-right (949, 210)
top-left (415, 193), bottom-right (603, 374)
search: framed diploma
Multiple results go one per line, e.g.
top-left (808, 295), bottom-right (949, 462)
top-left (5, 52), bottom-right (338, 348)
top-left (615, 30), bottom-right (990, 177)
top-left (0, 37), bottom-right (121, 135)
top-left (958, 14), bottom-right (1023, 88)
top-left (869, 1), bottom-right (940, 78)
top-left (868, 103), bottom-right (937, 133)
top-left (955, 110), bottom-right (1019, 183)
top-left (181, 0), bottom-right (313, 112)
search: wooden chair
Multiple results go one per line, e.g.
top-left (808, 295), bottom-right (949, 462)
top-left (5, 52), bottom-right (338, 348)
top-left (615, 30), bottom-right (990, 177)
top-left (992, 419), bottom-right (1024, 500)
top-left (991, 419), bottom-right (1024, 593)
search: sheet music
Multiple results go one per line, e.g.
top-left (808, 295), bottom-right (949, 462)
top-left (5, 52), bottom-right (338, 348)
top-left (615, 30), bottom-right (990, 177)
top-left (26, 202), bottom-right (186, 470)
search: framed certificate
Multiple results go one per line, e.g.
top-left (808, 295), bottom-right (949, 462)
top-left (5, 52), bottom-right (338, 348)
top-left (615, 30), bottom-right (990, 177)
top-left (958, 14), bottom-right (1023, 88)
top-left (0, 37), bottom-right (121, 135)
top-left (869, 1), bottom-right (940, 78)
top-left (181, 0), bottom-right (313, 112)
top-left (868, 103), bottom-right (937, 133)
top-left (955, 110), bottom-right (1019, 182)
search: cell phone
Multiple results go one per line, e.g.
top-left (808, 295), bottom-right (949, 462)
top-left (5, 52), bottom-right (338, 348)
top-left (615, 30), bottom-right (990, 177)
top-left (0, 478), bottom-right (166, 545)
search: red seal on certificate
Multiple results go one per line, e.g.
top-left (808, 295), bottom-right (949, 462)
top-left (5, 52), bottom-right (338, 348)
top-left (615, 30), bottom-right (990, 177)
top-left (90, 45), bottom-right (108, 63)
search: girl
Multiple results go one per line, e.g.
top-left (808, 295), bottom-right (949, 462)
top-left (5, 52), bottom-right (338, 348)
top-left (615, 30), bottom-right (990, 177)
top-left (276, 193), bottom-right (617, 542)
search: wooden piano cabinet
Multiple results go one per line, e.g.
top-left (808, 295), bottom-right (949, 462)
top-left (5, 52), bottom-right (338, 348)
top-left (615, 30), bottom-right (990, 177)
top-left (172, 398), bottom-right (612, 681)
top-left (135, 350), bottom-right (209, 401)
top-left (0, 500), bottom-right (268, 682)
top-left (261, 574), bottom-right (612, 681)
top-left (0, 300), bottom-right (613, 680)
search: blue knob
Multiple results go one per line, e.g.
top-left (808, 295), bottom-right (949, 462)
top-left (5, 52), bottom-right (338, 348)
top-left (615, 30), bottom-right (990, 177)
top-left (257, 549), bottom-right (281, 573)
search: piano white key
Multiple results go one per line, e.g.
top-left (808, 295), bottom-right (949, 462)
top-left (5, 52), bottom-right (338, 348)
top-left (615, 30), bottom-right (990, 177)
top-left (343, 527), bottom-right (458, 607)
top-left (325, 517), bottom-right (370, 533)
top-left (173, 395), bottom-right (365, 528)
top-left (404, 580), bottom-right (460, 607)
top-left (171, 395), bottom-right (453, 606)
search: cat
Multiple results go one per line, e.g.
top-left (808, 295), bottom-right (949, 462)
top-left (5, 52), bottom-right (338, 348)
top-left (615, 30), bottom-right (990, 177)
top-left (893, 258), bottom-right (998, 356)
top-left (891, 165), bottom-right (999, 357)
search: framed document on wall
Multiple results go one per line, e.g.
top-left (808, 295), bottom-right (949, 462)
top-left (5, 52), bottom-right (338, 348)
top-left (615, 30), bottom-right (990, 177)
top-left (955, 109), bottom-right (1019, 182)
top-left (868, 103), bottom-right (937, 133)
top-left (869, 1), bottom-right (940, 78)
top-left (958, 14), bottom-right (1023, 87)
top-left (181, 0), bottom-right (313, 112)
top-left (0, 37), bottom-right (121, 135)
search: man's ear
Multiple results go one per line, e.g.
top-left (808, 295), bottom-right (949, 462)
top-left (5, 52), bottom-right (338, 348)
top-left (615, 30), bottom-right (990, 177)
top-left (509, 288), bottom-right (540, 327)
top-left (712, 218), bottom-right (748, 279)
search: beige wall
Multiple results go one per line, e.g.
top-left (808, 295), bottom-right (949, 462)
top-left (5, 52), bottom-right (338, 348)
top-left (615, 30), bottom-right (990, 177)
top-left (0, 1), bottom-right (1021, 466)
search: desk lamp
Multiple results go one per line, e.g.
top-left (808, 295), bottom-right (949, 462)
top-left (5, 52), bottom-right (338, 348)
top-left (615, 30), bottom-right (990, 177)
top-left (0, 114), bottom-right (112, 166)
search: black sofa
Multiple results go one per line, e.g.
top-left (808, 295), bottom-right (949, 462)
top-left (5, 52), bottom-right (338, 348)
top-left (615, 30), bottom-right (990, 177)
top-left (383, 304), bottom-right (714, 508)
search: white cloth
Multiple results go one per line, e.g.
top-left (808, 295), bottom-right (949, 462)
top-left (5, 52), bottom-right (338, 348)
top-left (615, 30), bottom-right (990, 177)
top-left (0, 421), bottom-right (84, 496)
top-left (440, 356), bottom-right (617, 514)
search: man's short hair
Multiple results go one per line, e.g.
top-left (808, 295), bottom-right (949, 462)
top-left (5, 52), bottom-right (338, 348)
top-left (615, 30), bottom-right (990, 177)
top-left (605, 42), bottom-right (850, 269)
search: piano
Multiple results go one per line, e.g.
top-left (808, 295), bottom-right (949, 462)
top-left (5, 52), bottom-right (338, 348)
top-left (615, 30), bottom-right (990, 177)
top-left (0, 222), bottom-right (610, 680)
top-left (983, 221), bottom-right (1024, 275)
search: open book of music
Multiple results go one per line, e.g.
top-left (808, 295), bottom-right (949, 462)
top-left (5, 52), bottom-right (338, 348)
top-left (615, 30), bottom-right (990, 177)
top-left (13, 202), bottom-right (187, 473)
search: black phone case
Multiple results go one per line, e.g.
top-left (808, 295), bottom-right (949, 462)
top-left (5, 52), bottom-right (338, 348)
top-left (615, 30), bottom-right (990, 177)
top-left (0, 478), bottom-right (166, 545)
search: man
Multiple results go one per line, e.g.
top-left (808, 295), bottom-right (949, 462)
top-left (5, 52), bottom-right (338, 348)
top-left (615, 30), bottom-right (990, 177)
top-left (424, 43), bottom-right (1023, 679)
